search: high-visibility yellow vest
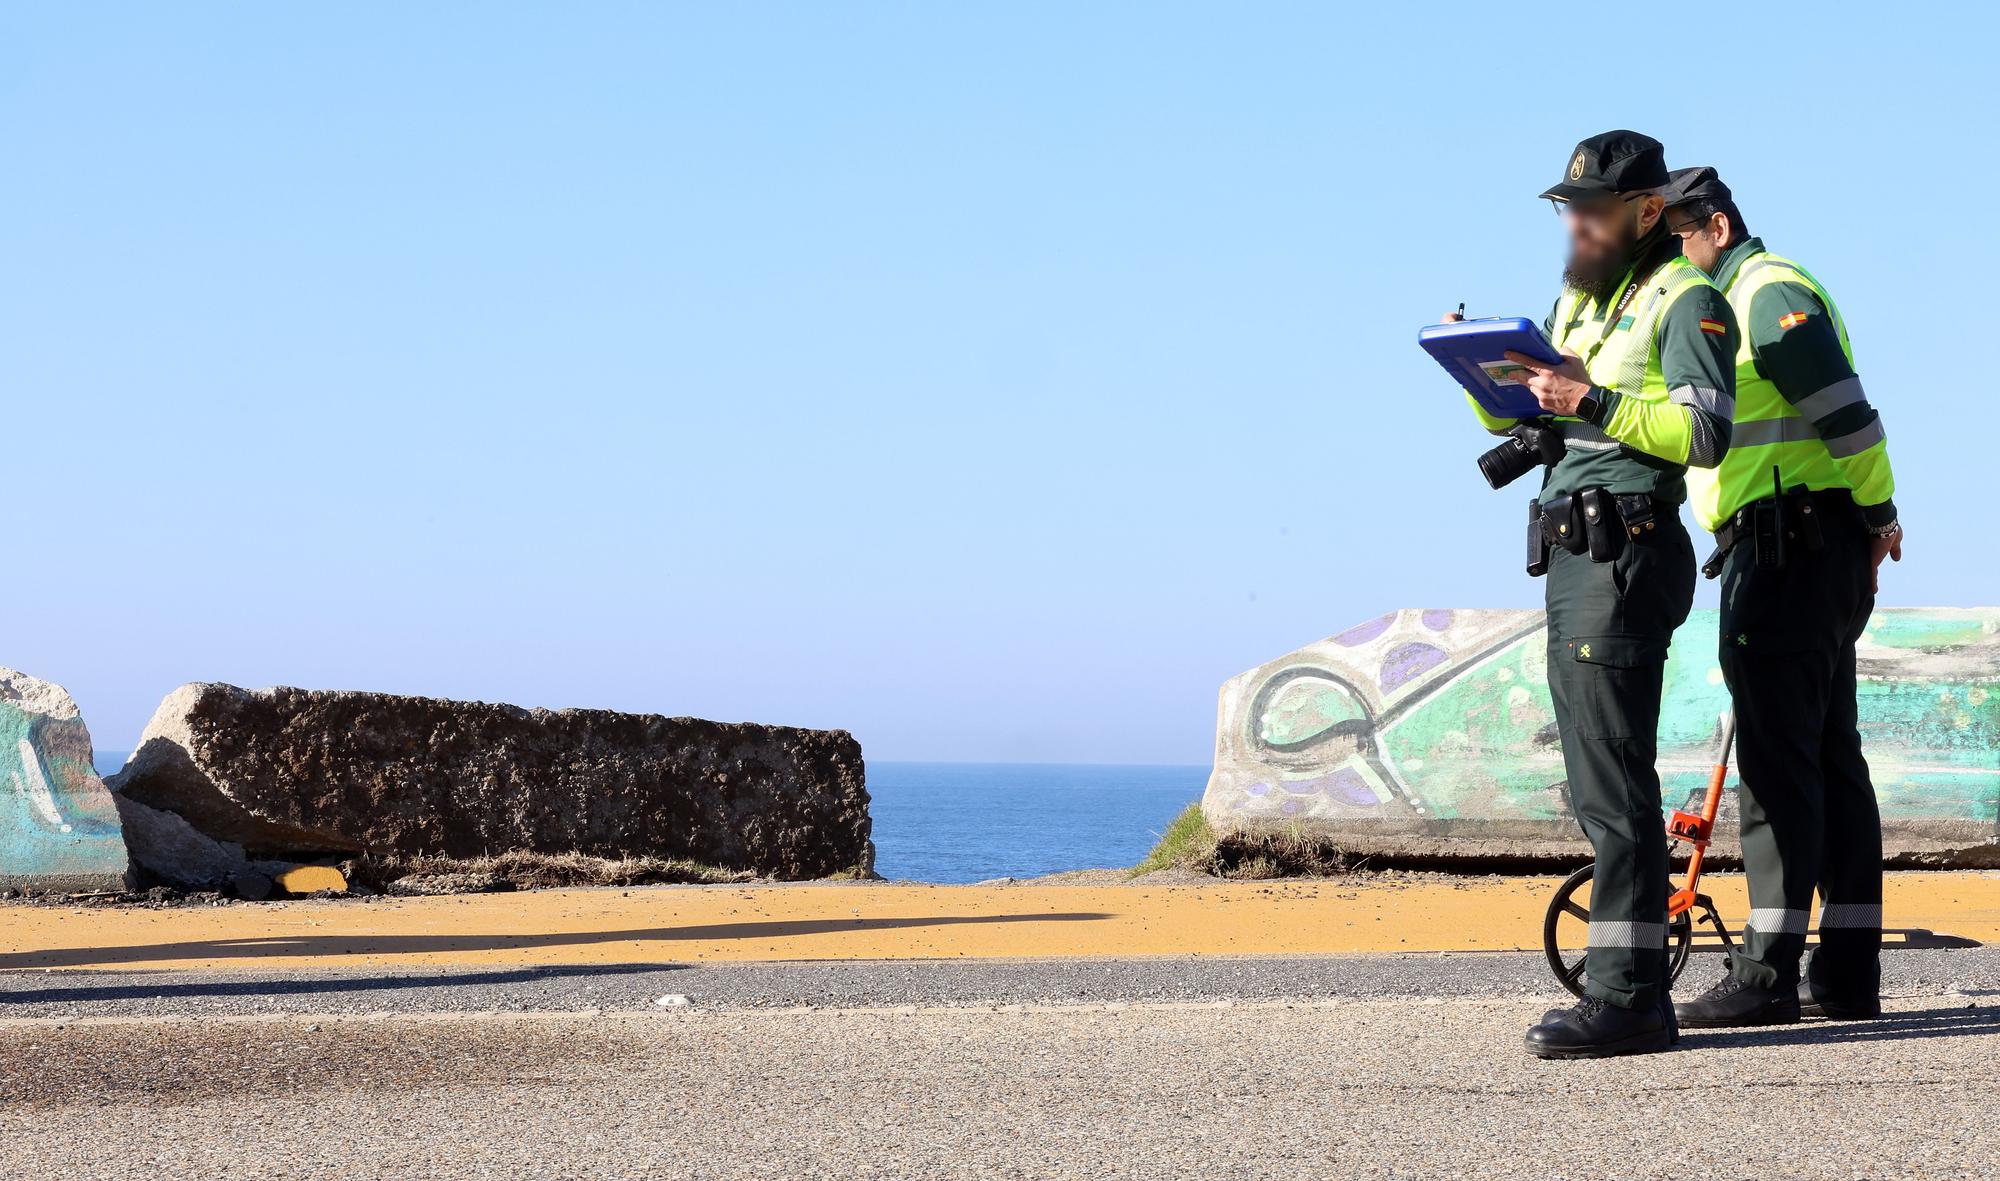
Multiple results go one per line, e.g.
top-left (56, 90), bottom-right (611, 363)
top-left (1541, 255), bottom-right (1715, 500)
top-left (1687, 253), bottom-right (1859, 531)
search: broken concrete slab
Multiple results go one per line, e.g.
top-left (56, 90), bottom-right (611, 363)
top-left (109, 683), bottom-right (873, 879)
top-left (110, 793), bottom-right (250, 887)
top-left (1204, 608), bottom-right (2000, 868)
top-left (0, 668), bottom-right (132, 892)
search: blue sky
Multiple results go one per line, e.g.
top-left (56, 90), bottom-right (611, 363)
top-left (3, 4), bottom-right (1989, 764)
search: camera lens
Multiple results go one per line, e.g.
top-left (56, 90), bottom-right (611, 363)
top-left (1477, 436), bottom-right (1538, 489)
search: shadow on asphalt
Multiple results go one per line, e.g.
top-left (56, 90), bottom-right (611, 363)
top-left (0, 963), bottom-right (678, 1004)
top-left (1686, 1004), bottom-right (2000, 1048)
top-left (0, 913), bottom-right (1112, 971)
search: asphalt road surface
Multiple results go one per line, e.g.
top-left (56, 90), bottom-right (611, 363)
top-left (1, 951), bottom-right (1994, 1180)
top-left (1, 946), bottom-right (1996, 1016)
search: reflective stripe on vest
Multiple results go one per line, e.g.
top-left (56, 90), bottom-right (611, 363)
top-left (1686, 252), bottom-right (1858, 530)
top-left (1547, 255), bottom-right (1713, 454)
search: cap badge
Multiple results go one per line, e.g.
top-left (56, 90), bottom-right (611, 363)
top-left (1569, 151), bottom-right (1587, 181)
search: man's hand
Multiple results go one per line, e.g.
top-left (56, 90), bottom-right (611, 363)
top-left (1869, 523), bottom-right (1903, 594)
top-left (1504, 348), bottom-right (1595, 417)
top-left (1441, 310), bottom-right (1464, 323)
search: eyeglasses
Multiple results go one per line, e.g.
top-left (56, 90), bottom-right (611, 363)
top-left (1550, 191), bottom-right (1646, 219)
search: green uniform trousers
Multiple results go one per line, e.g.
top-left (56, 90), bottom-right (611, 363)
top-left (1544, 513), bottom-right (1695, 1011)
top-left (1717, 497), bottom-right (1882, 995)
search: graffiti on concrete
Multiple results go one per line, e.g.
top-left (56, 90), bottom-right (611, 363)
top-left (0, 669), bottom-right (131, 890)
top-left (1204, 609), bottom-right (2000, 858)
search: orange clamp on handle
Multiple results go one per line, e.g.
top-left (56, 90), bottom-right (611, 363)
top-left (1666, 809), bottom-right (1712, 844)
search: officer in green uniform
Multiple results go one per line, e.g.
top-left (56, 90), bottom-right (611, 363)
top-left (1662, 166), bottom-right (1902, 1027)
top-left (1452, 131), bottom-right (1739, 1058)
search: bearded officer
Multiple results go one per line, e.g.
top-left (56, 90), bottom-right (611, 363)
top-left (1662, 166), bottom-right (1901, 1027)
top-left (1451, 131), bottom-right (1738, 1058)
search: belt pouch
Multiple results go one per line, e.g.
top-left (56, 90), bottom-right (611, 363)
top-left (1579, 487), bottom-right (1624, 563)
top-left (1786, 486), bottom-right (1825, 552)
top-left (1542, 494), bottom-right (1586, 555)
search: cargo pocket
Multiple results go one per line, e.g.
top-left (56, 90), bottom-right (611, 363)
top-left (1561, 635), bottom-right (1665, 741)
top-left (1718, 557), bottom-right (1813, 654)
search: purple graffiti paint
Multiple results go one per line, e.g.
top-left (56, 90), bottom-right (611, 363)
top-left (1271, 770), bottom-right (1379, 806)
top-left (1325, 768), bottom-right (1377, 806)
top-left (1379, 642), bottom-right (1448, 691)
top-left (1421, 609), bottom-right (1454, 631)
top-left (1332, 613), bottom-right (1394, 646)
top-left (1245, 782), bottom-right (1271, 796)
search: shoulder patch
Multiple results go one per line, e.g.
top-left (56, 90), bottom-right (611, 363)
top-left (1699, 318), bottom-right (1728, 335)
top-left (1777, 311), bottom-right (1810, 331)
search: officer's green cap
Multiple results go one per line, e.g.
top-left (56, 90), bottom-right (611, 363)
top-left (1664, 165), bottom-right (1732, 208)
top-left (1540, 130), bottom-right (1670, 202)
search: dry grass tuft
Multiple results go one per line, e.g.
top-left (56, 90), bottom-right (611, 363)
top-left (351, 849), bottom-right (754, 892)
top-left (1130, 806), bottom-right (1354, 880)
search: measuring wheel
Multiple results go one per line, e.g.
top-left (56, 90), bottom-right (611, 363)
top-left (1542, 863), bottom-right (1694, 999)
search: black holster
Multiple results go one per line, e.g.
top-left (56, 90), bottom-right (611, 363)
top-left (1527, 498), bottom-right (1551, 577)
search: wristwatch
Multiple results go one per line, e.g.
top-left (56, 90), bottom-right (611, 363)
top-left (1574, 389), bottom-right (1605, 425)
top-left (1867, 520), bottom-right (1903, 538)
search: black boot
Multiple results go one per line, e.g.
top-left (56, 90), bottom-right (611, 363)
top-left (1675, 974), bottom-right (1801, 1028)
top-left (1799, 981), bottom-right (1882, 1020)
top-left (1544, 991), bottom-right (1676, 1043)
top-left (1525, 995), bottom-right (1673, 1059)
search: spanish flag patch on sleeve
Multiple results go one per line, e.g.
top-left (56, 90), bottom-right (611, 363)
top-left (1699, 318), bottom-right (1727, 335)
top-left (1778, 311), bottom-right (1810, 331)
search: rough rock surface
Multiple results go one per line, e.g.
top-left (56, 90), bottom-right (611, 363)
top-left (108, 684), bottom-right (872, 879)
top-left (110, 794), bottom-right (251, 886)
top-left (0, 667), bottom-right (131, 891)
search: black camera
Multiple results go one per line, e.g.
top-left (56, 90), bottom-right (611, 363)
top-left (1476, 422), bottom-right (1566, 490)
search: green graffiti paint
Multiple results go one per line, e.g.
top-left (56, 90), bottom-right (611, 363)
top-left (0, 672), bottom-right (132, 891)
top-left (1206, 608), bottom-right (2000, 862)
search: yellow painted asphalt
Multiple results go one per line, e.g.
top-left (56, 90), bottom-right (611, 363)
top-left (2, 872), bottom-right (1994, 973)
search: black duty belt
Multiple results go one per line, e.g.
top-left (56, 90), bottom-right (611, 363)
top-left (1704, 487), bottom-right (1853, 578)
top-left (1526, 488), bottom-right (1671, 576)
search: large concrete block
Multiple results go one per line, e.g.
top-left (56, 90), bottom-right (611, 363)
top-left (109, 683), bottom-right (872, 879)
top-left (0, 668), bottom-right (132, 891)
top-left (1203, 608), bottom-right (2000, 866)
top-left (110, 793), bottom-right (251, 888)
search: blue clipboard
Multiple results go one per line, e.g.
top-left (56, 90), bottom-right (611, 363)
top-left (1417, 317), bottom-right (1564, 418)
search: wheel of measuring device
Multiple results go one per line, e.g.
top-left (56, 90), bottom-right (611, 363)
top-left (1542, 863), bottom-right (1694, 999)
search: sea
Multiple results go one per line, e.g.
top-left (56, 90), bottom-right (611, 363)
top-left (868, 762), bottom-right (1207, 883)
top-left (92, 753), bottom-right (1209, 885)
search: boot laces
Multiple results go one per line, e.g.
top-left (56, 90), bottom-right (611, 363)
top-left (1700, 973), bottom-right (1746, 1001)
top-left (1565, 994), bottom-right (1608, 1021)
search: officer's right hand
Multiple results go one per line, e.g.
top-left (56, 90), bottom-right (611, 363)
top-left (1869, 524), bottom-right (1904, 593)
top-left (1441, 311), bottom-right (1464, 323)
